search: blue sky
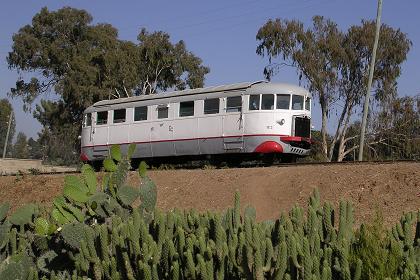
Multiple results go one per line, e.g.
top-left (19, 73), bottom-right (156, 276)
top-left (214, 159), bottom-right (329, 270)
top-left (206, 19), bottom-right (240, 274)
top-left (1, 0), bottom-right (419, 139)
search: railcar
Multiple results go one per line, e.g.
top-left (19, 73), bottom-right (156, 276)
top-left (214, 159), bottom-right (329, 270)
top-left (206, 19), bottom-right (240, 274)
top-left (80, 81), bottom-right (312, 165)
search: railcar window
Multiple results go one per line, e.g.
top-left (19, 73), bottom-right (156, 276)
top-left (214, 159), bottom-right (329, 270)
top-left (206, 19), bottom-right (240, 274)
top-left (134, 106), bottom-right (148, 121)
top-left (84, 113), bottom-right (92, 127)
top-left (276, 94), bottom-right (290, 109)
top-left (204, 98), bottom-right (219, 114)
top-left (158, 106), bottom-right (169, 119)
top-left (292, 95), bottom-right (304, 110)
top-left (113, 109), bottom-right (126, 123)
top-left (179, 101), bottom-right (194, 117)
top-left (305, 97), bottom-right (311, 111)
top-left (249, 95), bottom-right (260, 110)
top-left (261, 94), bottom-right (274, 110)
top-left (96, 111), bottom-right (108, 125)
top-left (226, 96), bottom-right (242, 112)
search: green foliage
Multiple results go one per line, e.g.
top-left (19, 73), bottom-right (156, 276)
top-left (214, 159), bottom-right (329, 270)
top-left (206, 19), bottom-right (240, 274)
top-left (0, 203), bottom-right (10, 222)
top-left (9, 203), bottom-right (38, 226)
top-left (61, 222), bottom-right (93, 249)
top-left (34, 217), bottom-right (49, 236)
top-left (103, 158), bottom-right (117, 172)
top-left (140, 177), bottom-right (157, 214)
top-left (138, 161), bottom-right (149, 178)
top-left (350, 212), bottom-right (404, 279)
top-left (256, 16), bottom-right (411, 161)
top-left (244, 205), bottom-right (256, 221)
top-left (366, 95), bottom-right (420, 161)
top-left (63, 183), bottom-right (89, 203)
top-left (127, 143), bottom-right (136, 159)
top-left (0, 145), bottom-right (419, 279)
top-left (0, 252), bottom-right (33, 280)
top-left (117, 185), bottom-right (139, 206)
top-left (81, 164), bottom-right (97, 194)
top-left (7, 7), bottom-right (210, 164)
top-left (110, 145), bottom-right (122, 162)
top-left (12, 132), bottom-right (29, 159)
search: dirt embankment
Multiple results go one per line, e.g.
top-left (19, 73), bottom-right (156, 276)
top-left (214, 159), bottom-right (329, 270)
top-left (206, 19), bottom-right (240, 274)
top-left (0, 162), bottom-right (418, 226)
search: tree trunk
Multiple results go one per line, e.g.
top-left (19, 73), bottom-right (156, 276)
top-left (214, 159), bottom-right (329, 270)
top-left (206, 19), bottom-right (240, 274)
top-left (336, 107), bottom-right (353, 162)
top-left (320, 103), bottom-right (329, 161)
top-left (337, 138), bottom-right (346, 162)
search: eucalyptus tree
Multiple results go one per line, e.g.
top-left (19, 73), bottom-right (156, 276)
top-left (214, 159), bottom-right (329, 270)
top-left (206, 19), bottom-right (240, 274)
top-left (0, 99), bottom-right (16, 157)
top-left (12, 132), bottom-right (29, 159)
top-left (136, 28), bottom-right (210, 95)
top-left (256, 16), bottom-right (411, 161)
top-left (7, 7), bottom-right (209, 163)
top-left (367, 95), bottom-right (420, 160)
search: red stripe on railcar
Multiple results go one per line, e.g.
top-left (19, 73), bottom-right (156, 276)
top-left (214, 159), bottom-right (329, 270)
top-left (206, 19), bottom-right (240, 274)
top-left (280, 136), bottom-right (312, 143)
top-left (81, 134), bottom-right (289, 148)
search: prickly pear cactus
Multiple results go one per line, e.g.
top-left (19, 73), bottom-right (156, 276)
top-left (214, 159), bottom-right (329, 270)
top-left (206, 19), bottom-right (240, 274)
top-left (9, 203), bottom-right (38, 226)
top-left (0, 203), bottom-right (9, 222)
top-left (61, 222), bottom-right (93, 249)
top-left (117, 185), bottom-right (139, 206)
top-left (139, 176), bottom-right (157, 223)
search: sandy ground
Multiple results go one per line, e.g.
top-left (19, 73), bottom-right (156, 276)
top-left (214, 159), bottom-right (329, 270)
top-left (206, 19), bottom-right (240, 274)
top-left (0, 159), bottom-right (76, 175)
top-left (0, 162), bottom-right (418, 226)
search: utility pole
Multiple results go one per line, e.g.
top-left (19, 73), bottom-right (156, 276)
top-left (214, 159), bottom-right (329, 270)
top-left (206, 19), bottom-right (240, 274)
top-left (358, 0), bottom-right (383, 161)
top-left (2, 112), bottom-right (13, 159)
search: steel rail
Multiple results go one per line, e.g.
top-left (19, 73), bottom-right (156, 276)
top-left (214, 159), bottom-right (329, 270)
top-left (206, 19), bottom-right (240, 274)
top-left (0, 159), bottom-right (417, 177)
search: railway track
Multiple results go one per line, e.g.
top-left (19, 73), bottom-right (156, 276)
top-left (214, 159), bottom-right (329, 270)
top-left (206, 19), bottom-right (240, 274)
top-left (0, 159), bottom-right (417, 177)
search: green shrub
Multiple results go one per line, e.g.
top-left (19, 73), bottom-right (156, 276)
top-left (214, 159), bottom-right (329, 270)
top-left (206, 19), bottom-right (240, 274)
top-left (350, 212), bottom-right (403, 279)
top-left (0, 145), bottom-right (419, 279)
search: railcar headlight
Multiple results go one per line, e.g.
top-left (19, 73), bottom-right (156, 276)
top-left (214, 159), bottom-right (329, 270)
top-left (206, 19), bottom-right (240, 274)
top-left (277, 119), bottom-right (285, 125)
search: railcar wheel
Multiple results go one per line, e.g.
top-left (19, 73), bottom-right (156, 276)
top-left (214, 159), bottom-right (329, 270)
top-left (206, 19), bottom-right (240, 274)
top-left (282, 154), bottom-right (297, 163)
top-left (262, 154), bottom-right (275, 166)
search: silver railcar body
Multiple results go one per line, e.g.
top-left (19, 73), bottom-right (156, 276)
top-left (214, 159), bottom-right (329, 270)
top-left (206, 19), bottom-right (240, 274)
top-left (80, 81), bottom-right (312, 162)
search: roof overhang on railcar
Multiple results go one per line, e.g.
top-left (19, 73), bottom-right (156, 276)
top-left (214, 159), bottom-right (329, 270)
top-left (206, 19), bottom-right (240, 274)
top-left (83, 80), bottom-right (310, 113)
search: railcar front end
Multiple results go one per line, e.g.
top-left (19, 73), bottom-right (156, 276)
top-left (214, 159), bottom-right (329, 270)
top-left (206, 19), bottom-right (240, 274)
top-left (242, 82), bottom-right (312, 161)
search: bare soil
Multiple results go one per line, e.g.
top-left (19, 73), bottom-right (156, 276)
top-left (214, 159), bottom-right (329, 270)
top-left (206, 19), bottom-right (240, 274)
top-left (0, 162), bottom-right (419, 226)
top-left (0, 159), bottom-right (76, 175)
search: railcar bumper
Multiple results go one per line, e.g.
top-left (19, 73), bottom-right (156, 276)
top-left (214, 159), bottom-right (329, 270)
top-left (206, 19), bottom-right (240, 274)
top-left (252, 136), bottom-right (311, 156)
top-left (80, 152), bottom-right (89, 162)
top-left (280, 136), bottom-right (312, 156)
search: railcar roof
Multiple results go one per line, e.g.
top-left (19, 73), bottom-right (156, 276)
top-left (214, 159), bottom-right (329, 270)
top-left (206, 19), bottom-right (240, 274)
top-left (88, 80), bottom-right (309, 109)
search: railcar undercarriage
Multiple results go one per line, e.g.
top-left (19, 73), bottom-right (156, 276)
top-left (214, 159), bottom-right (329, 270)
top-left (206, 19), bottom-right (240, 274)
top-left (89, 152), bottom-right (299, 170)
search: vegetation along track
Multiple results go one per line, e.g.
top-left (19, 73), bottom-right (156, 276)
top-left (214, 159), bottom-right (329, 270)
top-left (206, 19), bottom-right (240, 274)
top-left (0, 159), bottom-right (417, 176)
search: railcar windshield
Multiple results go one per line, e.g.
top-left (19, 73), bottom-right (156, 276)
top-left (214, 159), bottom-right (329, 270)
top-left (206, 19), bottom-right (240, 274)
top-left (249, 95), bottom-right (260, 110)
top-left (276, 94), bottom-right (290, 109)
top-left (292, 95), bottom-right (304, 110)
top-left (261, 94), bottom-right (274, 110)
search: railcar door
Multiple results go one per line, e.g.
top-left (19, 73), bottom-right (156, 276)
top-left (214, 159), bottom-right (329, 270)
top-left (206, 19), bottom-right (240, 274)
top-left (222, 95), bottom-right (244, 152)
top-left (92, 109), bottom-right (110, 159)
top-left (81, 112), bottom-right (93, 147)
top-left (150, 104), bottom-right (175, 157)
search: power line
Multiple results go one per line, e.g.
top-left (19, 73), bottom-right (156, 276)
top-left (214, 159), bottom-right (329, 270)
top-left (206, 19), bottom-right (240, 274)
top-left (177, 0), bottom-right (334, 38)
top-left (115, 0), bottom-right (265, 32)
top-left (116, 0), bottom-right (321, 35)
